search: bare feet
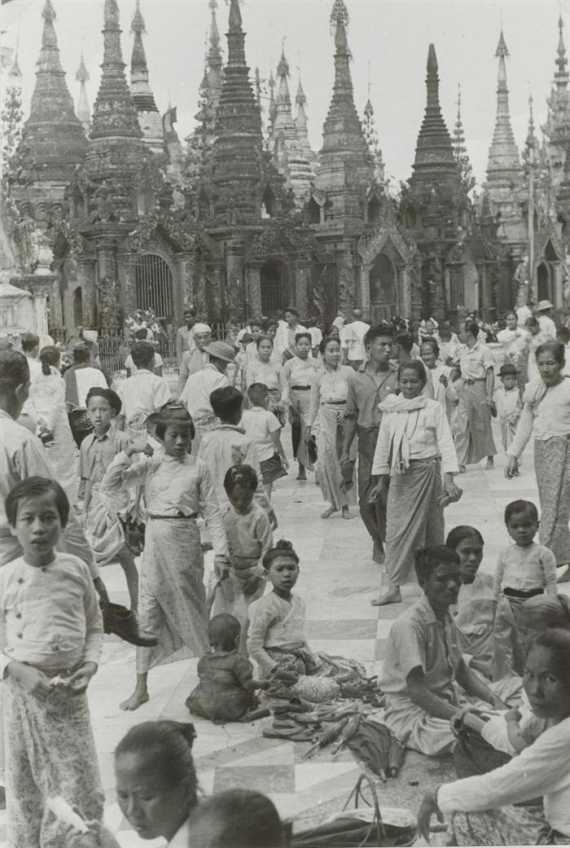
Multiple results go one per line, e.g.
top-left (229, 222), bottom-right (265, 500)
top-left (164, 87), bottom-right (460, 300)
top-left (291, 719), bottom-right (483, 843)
top-left (321, 506), bottom-right (338, 519)
top-left (342, 507), bottom-right (357, 520)
top-left (458, 465), bottom-right (467, 474)
top-left (297, 467), bottom-right (307, 481)
top-left (371, 587), bottom-right (402, 606)
top-left (485, 457), bottom-right (494, 470)
top-left (120, 688), bottom-right (150, 711)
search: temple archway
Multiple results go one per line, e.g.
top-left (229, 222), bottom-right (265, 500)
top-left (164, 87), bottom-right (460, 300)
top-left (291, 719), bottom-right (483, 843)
top-left (537, 262), bottom-right (551, 302)
top-left (369, 253), bottom-right (397, 321)
top-left (73, 286), bottom-right (83, 327)
top-left (260, 259), bottom-right (289, 316)
top-left (135, 254), bottom-right (174, 323)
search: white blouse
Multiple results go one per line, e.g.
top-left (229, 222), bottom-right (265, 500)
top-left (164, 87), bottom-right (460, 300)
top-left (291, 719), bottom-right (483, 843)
top-left (508, 377), bottom-right (570, 459)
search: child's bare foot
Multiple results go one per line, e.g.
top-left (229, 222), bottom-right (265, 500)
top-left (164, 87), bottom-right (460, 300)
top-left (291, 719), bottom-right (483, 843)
top-left (342, 507), bottom-right (357, 520)
top-left (120, 687), bottom-right (149, 711)
top-left (321, 506), bottom-right (337, 519)
top-left (371, 587), bottom-right (402, 606)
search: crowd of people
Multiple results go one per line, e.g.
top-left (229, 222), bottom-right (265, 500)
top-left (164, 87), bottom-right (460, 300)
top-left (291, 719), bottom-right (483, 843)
top-left (1, 297), bottom-right (570, 846)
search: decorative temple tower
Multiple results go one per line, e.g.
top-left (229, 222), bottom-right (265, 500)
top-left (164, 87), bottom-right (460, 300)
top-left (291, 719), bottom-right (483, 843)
top-left (452, 85), bottom-right (474, 193)
top-left (362, 97), bottom-right (385, 185)
top-left (483, 30), bottom-right (525, 258)
top-left (269, 50), bottom-right (313, 206)
top-left (130, 0), bottom-right (164, 156)
top-left (544, 16), bottom-right (570, 186)
top-left (294, 77), bottom-right (316, 169)
top-left (315, 0), bottom-right (373, 223)
top-left (75, 54), bottom-right (91, 135)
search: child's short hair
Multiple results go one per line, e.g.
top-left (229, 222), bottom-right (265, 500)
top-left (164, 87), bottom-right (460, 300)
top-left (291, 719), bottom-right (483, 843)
top-left (415, 545), bottom-right (459, 583)
top-left (154, 402), bottom-right (195, 441)
top-left (131, 341), bottom-right (155, 369)
top-left (247, 382), bottom-right (269, 406)
top-left (5, 477), bottom-right (70, 528)
top-left (208, 614), bottom-right (241, 651)
top-left (0, 350), bottom-right (30, 393)
top-left (295, 332), bottom-right (312, 345)
top-left (86, 387), bottom-right (122, 415)
top-left (240, 333), bottom-right (254, 346)
top-left (499, 363), bottom-right (518, 378)
top-left (210, 386), bottom-right (243, 421)
top-left (224, 464), bottom-right (258, 496)
top-left (73, 343), bottom-right (91, 365)
top-left (262, 539), bottom-right (299, 570)
top-left (21, 333), bottom-right (40, 354)
top-left (189, 789), bottom-right (284, 848)
top-left (504, 499), bottom-right (538, 525)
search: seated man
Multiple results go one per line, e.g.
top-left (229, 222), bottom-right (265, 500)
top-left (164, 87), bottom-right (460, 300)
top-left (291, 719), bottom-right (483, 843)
top-left (379, 546), bottom-right (506, 757)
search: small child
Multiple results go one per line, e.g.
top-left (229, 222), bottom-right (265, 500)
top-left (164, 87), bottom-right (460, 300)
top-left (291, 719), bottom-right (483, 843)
top-left (494, 499), bottom-right (558, 672)
top-left (79, 387), bottom-right (139, 611)
top-left (494, 363), bottom-right (522, 452)
top-left (247, 540), bottom-right (318, 678)
top-left (0, 477), bottom-right (104, 846)
top-left (186, 614), bottom-right (268, 722)
top-left (241, 383), bottom-right (289, 499)
top-left (211, 465), bottom-right (273, 644)
top-left (188, 789), bottom-right (287, 848)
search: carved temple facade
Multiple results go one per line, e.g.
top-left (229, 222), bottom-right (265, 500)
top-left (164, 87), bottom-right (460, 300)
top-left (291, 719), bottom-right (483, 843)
top-left (5, 0), bottom-right (570, 335)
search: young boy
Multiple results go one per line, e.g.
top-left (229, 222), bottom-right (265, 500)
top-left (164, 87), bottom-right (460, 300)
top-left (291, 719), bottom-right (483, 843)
top-left (241, 384), bottom-right (288, 500)
top-left (117, 341), bottom-right (172, 438)
top-left (380, 546), bottom-right (506, 756)
top-left (0, 477), bottom-right (105, 846)
top-left (494, 500), bottom-right (558, 671)
top-left (197, 386), bottom-right (275, 523)
top-left (80, 388), bottom-right (139, 612)
top-left (494, 363), bottom-right (522, 452)
top-left (125, 330), bottom-right (164, 376)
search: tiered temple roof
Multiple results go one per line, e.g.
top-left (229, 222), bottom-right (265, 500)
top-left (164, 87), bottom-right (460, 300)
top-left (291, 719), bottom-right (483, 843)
top-left (130, 0), bottom-right (164, 155)
top-left (409, 44), bottom-right (459, 189)
top-left (211, 0), bottom-right (264, 222)
top-left (18, 0), bottom-right (87, 185)
top-left (486, 30), bottom-right (521, 185)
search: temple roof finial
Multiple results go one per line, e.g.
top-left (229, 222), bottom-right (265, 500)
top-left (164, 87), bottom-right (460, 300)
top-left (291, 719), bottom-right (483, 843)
top-left (75, 52), bottom-right (91, 133)
top-left (486, 27), bottom-right (520, 184)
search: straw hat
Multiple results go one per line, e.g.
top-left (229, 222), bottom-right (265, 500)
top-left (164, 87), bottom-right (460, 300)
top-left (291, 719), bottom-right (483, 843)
top-left (203, 341), bottom-right (236, 363)
top-left (535, 300), bottom-right (554, 312)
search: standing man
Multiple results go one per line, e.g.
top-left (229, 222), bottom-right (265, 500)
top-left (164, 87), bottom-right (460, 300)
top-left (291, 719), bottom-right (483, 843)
top-left (341, 309), bottom-right (370, 370)
top-left (175, 306), bottom-right (197, 365)
top-left (341, 324), bottom-right (398, 564)
top-left (275, 308), bottom-right (306, 363)
top-left (180, 341), bottom-right (235, 449)
top-left (535, 300), bottom-right (557, 339)
top-left (177, 323), bottom-right (212, 393)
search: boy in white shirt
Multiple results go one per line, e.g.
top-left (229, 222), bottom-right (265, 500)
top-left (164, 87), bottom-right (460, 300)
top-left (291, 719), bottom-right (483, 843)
top-left (341, 309), bottom-right (370, 370)
top-left (241, 383), bottom-right (288, 500)
top-left (117, 342), bottom-right (172, 437)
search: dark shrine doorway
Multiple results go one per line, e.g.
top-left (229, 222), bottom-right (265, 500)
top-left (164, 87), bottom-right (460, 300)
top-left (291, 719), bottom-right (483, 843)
top-left (369, 253), bottom-right (397, 322)
top-left (135, 254), bottom-right (175, 323)
top-left (260, 259), bottom-right (288, 316)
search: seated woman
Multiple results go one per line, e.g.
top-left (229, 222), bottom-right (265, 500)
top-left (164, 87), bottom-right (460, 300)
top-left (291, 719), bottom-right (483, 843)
top-left (379, 546), bottom-right (507, 757)
top-left (188, 789), bottom-right (288, 848)
top-left (114, 720), bottom-right (199, 846)
top-left (417, 627), bottom-right (570, 846)
top-left (446, 525), bottom-right (522, 703)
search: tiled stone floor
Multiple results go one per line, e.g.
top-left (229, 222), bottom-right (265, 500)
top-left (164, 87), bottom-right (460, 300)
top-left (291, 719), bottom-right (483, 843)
top-left (0, 431), bottom-right (556, 846)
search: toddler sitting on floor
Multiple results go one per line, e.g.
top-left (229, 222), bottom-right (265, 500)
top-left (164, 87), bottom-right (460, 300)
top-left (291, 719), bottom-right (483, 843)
top-left (186, 614), bottom-right (268, 723)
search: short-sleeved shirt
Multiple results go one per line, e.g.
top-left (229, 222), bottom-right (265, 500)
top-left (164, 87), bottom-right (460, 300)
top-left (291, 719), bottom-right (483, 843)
top-left (495, 541), bottom-right (558, 594)
top-left (80, 428), bottom-right (130, 487)
top-left (241, 407), bottom-right (281, 463)
top-left (380, 594), bottom-right (462, 701)
top-left (345, 366), bottom-right (398, 429)
top-left (459, 341), bottom-right (495, 381)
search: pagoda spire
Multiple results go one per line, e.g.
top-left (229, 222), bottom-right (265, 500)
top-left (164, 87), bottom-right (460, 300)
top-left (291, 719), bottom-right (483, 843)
top-left (410, 44), bottom-right (458, 186)
top-left (211, 0), bottom-right (264, 221)
top-left (130, 0), bottom-right (158, 113)
top-left (362, 97), bottom-right (385, 183)
top-left (90, 0), bottom-right (142, 140)
top-left (452, 84), bottom-right (474, 191)
top-left (207, 0), bottom-right (223, 75)
top-left (18, 0), bottom-right (87, 181)
top-left (486, 29), bottom-right (520, 183)
top-left (75, 53), bottom-right (91, 134)
top-left (555, 14), bottom-right (569, 89)
top-left (273, 49), bottom-right (296, 142)
top-left (321, 0), bottom-right (368, 156)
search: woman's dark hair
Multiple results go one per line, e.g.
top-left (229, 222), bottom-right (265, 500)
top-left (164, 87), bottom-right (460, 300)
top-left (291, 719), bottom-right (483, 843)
top-left (189, 789), bottom-right (284, 848)
top-left (154, 402), bottom-right (195, 441)
top-left (21, 333), bottom-right (40, 354)
top-left (39, 346), bottom-right (60, 376)
top-left (262, 539), bottom-right (299, 570)
top-left (462, 319), bottom-right (480, 339)
top-left (210, 386), bottom-right (243, 422)
top-left (535, 339), bottom-right (565, 367)
top-left (533, 628), bottom-right (570, 693)
top-left (319, 335), bottom-right (340, 356)
top-left (0, 350), bottom-right (30, 393)
top-left (223, 464), bottom-right (258, 495)
top-left (415, 546), bottom-right (459, 583)
top-left (394, 332), bottom-right (414, 354)
top-left (504, 499), bottom-right (538, 526)
top-left (446, 525), bottom-right (484, 549)
top-left (421, 338), bottom-right (440, 359)
top-left (86, 387), bottom-right (122, 415)
top-left (256, 334), bottom-right (274, 350)
top-left (365, 323), bottom-right (393, 347)
top-left (6, 476), bottom-right (70, 528)
top-left (73, 343), bottom-right (91, 365)
top-left (295, 332), bottom-right (312, 345)
top-left (398, 359), bottom-right (427, 387)
top-left (115, 721), bottom-right (198, 796)
top-left (131, 341), bottom-right (155, 369)
top-left (284, 306), bottom-right (299, 318)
